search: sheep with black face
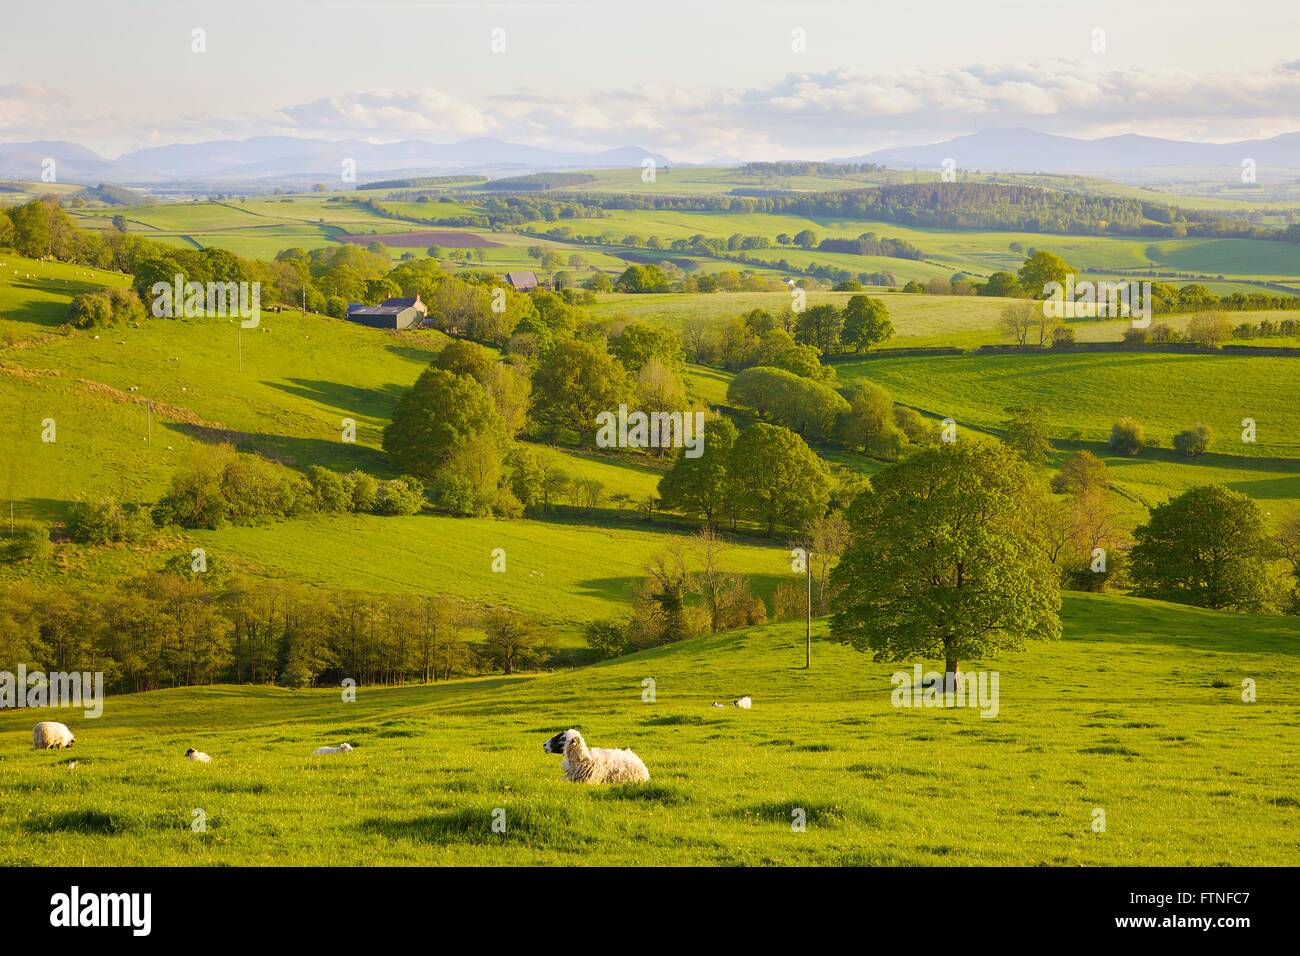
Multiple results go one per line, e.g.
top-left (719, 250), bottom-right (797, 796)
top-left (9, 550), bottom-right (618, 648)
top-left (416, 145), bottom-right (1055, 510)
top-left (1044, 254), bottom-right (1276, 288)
top-left (543, 729), bottom-right (649, 784)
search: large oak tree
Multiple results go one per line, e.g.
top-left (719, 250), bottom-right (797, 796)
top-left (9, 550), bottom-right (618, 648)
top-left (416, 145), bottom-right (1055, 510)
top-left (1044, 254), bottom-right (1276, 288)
top-left (829, 442), bottom-right (1061, 681)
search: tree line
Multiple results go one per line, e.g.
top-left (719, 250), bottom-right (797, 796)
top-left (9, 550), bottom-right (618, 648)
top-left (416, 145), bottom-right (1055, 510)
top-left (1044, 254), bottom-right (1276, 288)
top-left (0, 573), bottom-right (561, 692)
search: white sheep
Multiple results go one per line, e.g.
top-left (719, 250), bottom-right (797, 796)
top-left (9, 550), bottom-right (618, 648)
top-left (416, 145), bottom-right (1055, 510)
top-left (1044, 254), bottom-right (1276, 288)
top-left (921, 670), bottom-right (963, 693)
top-left (33, 721), bottom-right (75, 750)
top-left (542, 729), bottom-right (649, 784)
top-left (733, 696), bottom-right (752, 709)
top-left (185, 748), bottom-right (212, 763)
top-left (313, 743), bottom-right (353, 756)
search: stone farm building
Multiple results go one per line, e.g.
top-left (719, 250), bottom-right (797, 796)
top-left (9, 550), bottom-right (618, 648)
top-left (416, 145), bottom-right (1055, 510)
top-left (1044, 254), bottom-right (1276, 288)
top-left (505, 271), bottom-right (539, 291)
top-left (345, 295), bottom-right (429, 330)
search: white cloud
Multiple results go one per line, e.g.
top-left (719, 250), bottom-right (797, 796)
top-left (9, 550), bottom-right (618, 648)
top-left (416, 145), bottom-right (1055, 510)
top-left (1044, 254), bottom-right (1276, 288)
top-left (279, 89), bottom-right (496, 137)
top-left (6, 60), bottom-right (1300, 161)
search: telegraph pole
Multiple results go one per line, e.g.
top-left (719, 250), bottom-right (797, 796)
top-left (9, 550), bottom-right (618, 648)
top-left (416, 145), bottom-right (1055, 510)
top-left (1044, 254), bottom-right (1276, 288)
top-left (805, 545), bottom-right (812, 669)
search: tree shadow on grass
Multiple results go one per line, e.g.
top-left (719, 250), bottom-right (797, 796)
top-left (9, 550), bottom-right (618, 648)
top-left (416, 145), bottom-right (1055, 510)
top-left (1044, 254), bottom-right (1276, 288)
top-left (263, 378), bottom-right (407, 422)
top-left (170, 423), bottom-right (389, 473)
top-left (384, 344), bottom-right (440, 366)
top-left (1062, 594), bottom-right (1300, 656)
top-left (4, 497), bottom-right (69, 523)
top-left (1, 275), bottom-right (125, 329)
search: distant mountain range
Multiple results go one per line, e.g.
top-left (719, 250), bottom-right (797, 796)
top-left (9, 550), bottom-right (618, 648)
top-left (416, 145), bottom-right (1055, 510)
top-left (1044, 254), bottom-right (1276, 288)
top-left (0, 137), bottom-right (675, 185)
top-left (2, 128), bottom-right (1297, 188)
top-left (838, 127), bottom-right (1300, 173)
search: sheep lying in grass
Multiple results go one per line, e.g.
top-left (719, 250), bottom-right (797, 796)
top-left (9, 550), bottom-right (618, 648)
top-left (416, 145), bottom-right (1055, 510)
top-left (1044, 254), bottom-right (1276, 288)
top-left (543, 730), bottom-right (649, 784)
top-left (921, 670), bottom-right (963, 693)
top-left (733, 696), bottom-right (752, 709)
top-left (32, 721), bottom-right (75, 750)
top-left (186, 748), bottom-right (212, 764)
top-left (313, 743), bottom-right (353, 756)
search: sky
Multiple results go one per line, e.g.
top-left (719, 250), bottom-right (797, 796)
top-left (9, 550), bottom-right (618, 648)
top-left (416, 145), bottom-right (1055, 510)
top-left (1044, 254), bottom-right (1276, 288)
top-left (2, 0), bottom-right (1299, 161)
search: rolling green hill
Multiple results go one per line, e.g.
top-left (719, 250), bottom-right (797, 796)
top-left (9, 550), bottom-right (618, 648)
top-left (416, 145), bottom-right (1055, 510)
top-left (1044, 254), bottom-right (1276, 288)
top-left (0, 254), bottom-right (784, 640)
top-left (0, 593), bottom-right (1295, 865)
top-left (839, 351), bottom-right (1300, 459)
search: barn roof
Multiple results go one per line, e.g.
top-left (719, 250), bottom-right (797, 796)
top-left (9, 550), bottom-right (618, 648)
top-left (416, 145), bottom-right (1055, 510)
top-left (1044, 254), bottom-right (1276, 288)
top-left (380, 296), bottom-right (426, 311)
top-left (505, 271), bottom-right (539, 289)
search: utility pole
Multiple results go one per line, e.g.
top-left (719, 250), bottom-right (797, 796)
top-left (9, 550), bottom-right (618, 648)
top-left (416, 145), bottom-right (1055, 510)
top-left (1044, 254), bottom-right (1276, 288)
top-left (301, 285), bottom-right (306, 318)
top-left (805, 545), bottom-right (812, 669)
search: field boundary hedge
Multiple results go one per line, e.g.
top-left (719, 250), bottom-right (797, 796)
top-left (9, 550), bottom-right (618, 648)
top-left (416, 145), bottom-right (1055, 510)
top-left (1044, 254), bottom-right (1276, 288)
top-left (832, 343), bottom-right (1300, 360)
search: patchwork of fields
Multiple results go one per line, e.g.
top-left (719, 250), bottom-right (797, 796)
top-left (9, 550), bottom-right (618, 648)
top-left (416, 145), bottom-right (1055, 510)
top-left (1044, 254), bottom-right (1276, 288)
top-left (4, 179), bottom-right (1300, 868)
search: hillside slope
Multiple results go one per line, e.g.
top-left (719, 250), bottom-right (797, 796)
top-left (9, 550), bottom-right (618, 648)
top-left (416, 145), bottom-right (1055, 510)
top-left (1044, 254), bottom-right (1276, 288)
top-left (0, 593), bottom-right (1295, 866)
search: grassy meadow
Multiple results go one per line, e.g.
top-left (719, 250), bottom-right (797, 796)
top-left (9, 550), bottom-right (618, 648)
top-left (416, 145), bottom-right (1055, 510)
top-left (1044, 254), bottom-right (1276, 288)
top-left (0, 595), bottom-right (1296, 866)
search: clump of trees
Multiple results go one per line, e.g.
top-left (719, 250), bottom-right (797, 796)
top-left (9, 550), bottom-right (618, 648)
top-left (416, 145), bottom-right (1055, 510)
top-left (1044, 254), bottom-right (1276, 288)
top-left (683, 296), bottom-right (892, 369)
top-left (152, 444), bottom-right (424, 530)
top-left (1129, 485), bottom-right (1278, 611)
top-left (1109, 417), bottom-right (1146, 456)
top-left (728, 367), bottom-right (847, 441)
top-left (0, 522), bottom-right (52, 563)
top-left (725, 369), bottom-right (934, 461)
top-left (67, 287), bottom-right (146, 329)
top-left (0, 575), bottom-right (552, 693)
top-left (1172, 423), bottom-right (1213, 458)
top-left (658, 421), bottom-right (830, 535)
top-left (584, 528), bottom-right (776, 658)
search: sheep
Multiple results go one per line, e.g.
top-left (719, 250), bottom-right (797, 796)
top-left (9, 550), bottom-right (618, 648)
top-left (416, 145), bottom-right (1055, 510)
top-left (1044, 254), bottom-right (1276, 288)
top-left (313, 743), bottom-right (353, 756)
top-left (711, 701), bottom-right (725, 708)
top-left (732, 696), bottom-right (752, 709)
top-left (921, 670), bottom-right (963, 693)
top-left (542, 729), bottom-right (649, 785)
top-left (33, 721), bottom-right (75, 750)
top-left (185, 748), bottom-right (212, 764)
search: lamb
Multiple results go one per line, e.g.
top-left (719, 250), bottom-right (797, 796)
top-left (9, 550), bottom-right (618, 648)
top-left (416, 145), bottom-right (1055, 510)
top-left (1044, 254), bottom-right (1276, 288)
top-left (313, 742), bottom-right (353, 756)
top-left (542, 729), bottom-right (649, 784)
top-left (185, 748), bottom-right (212, 764)
top-left (732, 696), bottom-right (752, 709)
top-left (32, 721), bottom-right (75, 750)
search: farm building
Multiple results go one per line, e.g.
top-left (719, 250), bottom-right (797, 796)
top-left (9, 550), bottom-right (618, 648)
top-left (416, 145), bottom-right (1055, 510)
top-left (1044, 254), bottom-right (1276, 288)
top-left (505, 271), bottom-right (539, 291)
top-left (345, 295), bottom-right (428, 330)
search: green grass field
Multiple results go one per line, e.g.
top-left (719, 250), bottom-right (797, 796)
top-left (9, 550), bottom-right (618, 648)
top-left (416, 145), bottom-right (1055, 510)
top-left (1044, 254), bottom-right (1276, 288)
top-left (0, 593), bottom-right (1295, 865)
top-left (839, 351), bottom-right (1300, 459)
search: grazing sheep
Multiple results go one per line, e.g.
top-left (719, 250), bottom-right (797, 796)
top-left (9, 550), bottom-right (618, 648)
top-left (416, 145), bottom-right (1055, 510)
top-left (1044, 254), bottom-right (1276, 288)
top-left (733, 696), bottom-right (752, 709)
top-left (185, 748), bottom-right (212, 764)
top-left (32, 721), bottom-right (75, 750)
top-left (313, 743), bottom-right (353, 756)
top-left (543, 729), bottom-right (649, 784)
top-left (921, 670), bottom-right (963, 693)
